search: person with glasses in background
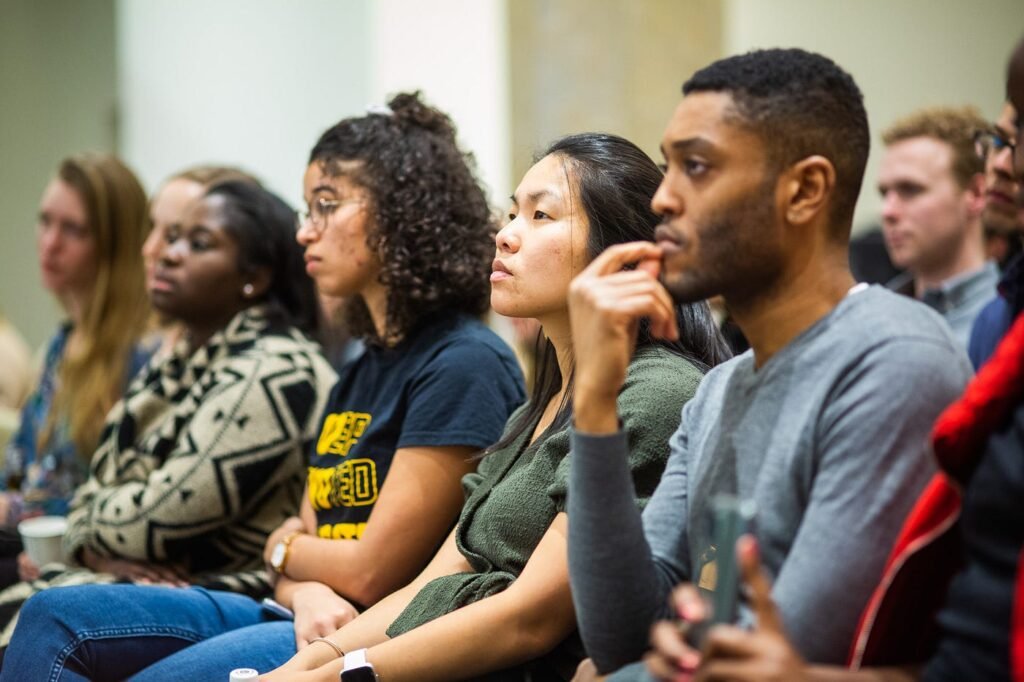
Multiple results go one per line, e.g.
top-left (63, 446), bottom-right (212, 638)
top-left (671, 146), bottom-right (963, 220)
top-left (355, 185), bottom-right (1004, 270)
top-left (976, 108), bottom-right (1024, 270)
top-left (968, 103), bottom-right (1024, 369)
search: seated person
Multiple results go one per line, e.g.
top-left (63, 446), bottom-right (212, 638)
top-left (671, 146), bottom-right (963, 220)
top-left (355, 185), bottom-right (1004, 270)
top-left (0, 180), bottom-right (337, 649)
top-left (1, 93), bottom-right (525, 680)
top-left (4, 131), bottom-right (729, 680)
top-left (646, 34), bottom-right (1024, 682)
top-left (566, 49), bottom-right (970, 681)
top-left (650, 309), bottom-right (1024, 682)
top-left (252, 133), bottom-right (729, 682)
top-left (0, 154), bottom-right (153, 588)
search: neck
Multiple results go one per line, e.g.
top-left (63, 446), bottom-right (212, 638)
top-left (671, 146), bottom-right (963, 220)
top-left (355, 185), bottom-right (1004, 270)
top-left (913, 226), bottom-right (986, 296)
top-left (538, 311), bottom-right (574, 391)
top-left (185, 306), bottom-right (245, 353)
top-left (61, 289), bottom-right (90, 327)
top-left (728, 247), bottom-right (855, 369)
top-left (361, 281), bottom-right (392, 344)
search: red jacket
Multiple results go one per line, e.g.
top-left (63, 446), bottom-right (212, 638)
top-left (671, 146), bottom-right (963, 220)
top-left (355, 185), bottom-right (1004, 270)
top-left (848, 311), bottom-right (1024, 679)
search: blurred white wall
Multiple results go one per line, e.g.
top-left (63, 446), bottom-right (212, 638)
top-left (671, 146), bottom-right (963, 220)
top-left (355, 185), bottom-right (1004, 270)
top-left (369, 0), bottom-right (510, 203)
top-left (724, 0), bottom-right (1022, 233)
top-left (116, 0), bottom-right (372, 206)
top-left (0, 0), bottom-right (117, 349)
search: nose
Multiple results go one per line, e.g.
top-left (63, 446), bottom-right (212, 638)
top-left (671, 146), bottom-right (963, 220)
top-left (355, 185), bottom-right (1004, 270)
top-left (880, 191), bottom-right (900, 225)
top-left (159, 237), bottom-right (186, 266)
top-left (992, 144), bottom-right (1016, 178)
top-left (296, 217), bottom-right (317, 246)
top-left (495, 218), bottom-right (520, 254)
top-left (651, 173), bottom-right (682, 219)
top-left (37, 223), bottom-right (62, 256)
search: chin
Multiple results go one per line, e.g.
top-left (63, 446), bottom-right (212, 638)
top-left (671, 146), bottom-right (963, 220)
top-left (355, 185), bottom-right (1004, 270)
top-left (662, 272), bottom-right (719, 305)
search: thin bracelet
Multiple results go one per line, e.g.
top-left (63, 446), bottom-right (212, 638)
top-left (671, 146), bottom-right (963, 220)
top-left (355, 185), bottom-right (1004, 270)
top-left (309, 637), bottom-right (345, 658)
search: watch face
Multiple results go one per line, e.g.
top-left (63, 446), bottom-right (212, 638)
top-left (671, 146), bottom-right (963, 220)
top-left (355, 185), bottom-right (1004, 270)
top-left (270, 542), bottom-right (286, 569)
top-left (341, 668), bottom-right (377, 682)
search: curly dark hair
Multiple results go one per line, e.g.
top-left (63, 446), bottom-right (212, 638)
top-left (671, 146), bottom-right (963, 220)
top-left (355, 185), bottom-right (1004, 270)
top-left (308, 92), bottom-right (496, 344)
top-left (684, 48), bottom-right (869, 236)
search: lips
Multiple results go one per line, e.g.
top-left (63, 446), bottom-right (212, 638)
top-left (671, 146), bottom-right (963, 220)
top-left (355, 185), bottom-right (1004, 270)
top-left (305, 254), bottom-right (322, 275)
top-left (986, 188), bottom-right (1017, 206)
top-left (490, 259), bottom-right (512, 282)
top-left (654, 224), bottom-right (684, 254)
top-left (149, 267), bottom-right (177, 293)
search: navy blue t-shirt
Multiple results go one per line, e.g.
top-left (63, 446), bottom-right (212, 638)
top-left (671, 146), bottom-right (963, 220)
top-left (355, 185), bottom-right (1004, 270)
top-left (308, 313), bottom-right (525, 540)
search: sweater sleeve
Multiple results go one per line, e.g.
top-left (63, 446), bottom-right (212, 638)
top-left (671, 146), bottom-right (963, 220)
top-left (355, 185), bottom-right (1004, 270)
top-left (568, 352), bottom-right (700, 673)
top-left (64, 352), bottom-right (317, 565)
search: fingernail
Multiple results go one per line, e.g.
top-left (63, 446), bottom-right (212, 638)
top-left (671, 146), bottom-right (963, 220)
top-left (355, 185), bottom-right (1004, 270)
top-left (678, 651), bottom-right (699, 671)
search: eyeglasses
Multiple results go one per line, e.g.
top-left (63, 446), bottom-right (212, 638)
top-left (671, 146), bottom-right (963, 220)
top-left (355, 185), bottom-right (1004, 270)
top-left (974, 128), bottom-right (1017, 161)
top-left (296, 196), bottom-right (363, 235)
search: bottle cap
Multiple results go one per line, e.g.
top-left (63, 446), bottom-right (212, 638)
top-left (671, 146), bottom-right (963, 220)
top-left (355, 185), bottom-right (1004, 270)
top-left (229, 669), bottom-right (259, 681)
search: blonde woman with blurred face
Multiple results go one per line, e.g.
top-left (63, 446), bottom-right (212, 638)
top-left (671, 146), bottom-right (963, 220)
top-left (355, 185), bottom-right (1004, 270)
top-left (0, 154), bottom-right (152, 585)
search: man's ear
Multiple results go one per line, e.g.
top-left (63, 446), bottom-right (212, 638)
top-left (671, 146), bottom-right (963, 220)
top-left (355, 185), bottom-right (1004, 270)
top-left (963, 172), bottom-right (986, 217)
top-left (782, 156), bottom-right (836, 226)
top-left (242, 266), bottom-right (272, 300)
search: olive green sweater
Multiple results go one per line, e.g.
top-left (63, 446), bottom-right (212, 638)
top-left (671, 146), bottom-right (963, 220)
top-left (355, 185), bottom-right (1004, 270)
top-left (386, 345), bottom-right (703, 680)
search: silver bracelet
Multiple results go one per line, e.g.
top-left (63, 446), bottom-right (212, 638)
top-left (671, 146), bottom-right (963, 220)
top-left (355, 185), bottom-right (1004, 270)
top-left (309, 637), bottom-right (345, 658)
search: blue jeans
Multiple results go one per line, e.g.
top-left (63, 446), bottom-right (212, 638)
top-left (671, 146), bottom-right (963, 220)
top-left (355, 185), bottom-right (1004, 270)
top-left (1, 584), bottom-right (297, 682)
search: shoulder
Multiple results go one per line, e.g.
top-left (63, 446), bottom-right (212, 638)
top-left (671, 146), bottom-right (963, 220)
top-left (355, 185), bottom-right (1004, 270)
top-left (410, 315), bottom-right (524, 389)
top-left (836, 286), bottom-right (961, 351)
top-left (972, 294), bottom-right (1011, 331)
top-left (232, 326), bottom-right (336, 382)
top-left (621, 346), bottom-right (703, 402)
top-left (618, 346), bottom-right (704, 437)
top-left (424, 315), bottom-right (518, 365)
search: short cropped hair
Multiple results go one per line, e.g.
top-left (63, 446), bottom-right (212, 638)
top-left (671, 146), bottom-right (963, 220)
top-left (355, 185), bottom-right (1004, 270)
top-left (881, 106), bottom-right (987, 188)
top-left (683, 48), bottom-right (870, 234)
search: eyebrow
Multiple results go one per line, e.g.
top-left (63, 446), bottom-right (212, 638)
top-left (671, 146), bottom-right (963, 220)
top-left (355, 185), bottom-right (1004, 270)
top-left (667, 137), bottom-right (714, 155)
top-left (180, 224), bottom-right (215, 237)
top-left (311, 184), bottom-right (340, 196)
top-left (995, 122), bottom-right (1017, 140)
top-left (510, 189), bottom-right (560, 206)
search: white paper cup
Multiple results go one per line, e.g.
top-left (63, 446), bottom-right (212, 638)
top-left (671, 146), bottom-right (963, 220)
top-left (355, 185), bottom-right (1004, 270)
top-left (17, 515), bottom-right (68, 566)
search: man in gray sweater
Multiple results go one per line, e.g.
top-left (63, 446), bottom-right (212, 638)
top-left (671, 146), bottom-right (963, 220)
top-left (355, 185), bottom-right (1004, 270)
top-left (566, 48), bottom-right (972, 680)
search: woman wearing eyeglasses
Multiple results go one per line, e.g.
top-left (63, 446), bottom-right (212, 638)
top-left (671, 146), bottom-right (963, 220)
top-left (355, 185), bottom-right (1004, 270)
top-left (1, 92), bottom-right (525, 681)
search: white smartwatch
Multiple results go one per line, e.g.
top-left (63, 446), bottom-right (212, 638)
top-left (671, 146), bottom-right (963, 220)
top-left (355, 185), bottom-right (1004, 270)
top-left (340, 648), bottom-right (379, 682)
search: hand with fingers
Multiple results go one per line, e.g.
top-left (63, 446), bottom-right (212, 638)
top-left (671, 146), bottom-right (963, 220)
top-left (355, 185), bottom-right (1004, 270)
top-left (571, 657), bottom-right (607, 682)
top-left (81, 547), bottom-right (189, 586)
top-left (292, 581), bottom-right (359, 650)
top-left (695, 536), bottom-right (807, 682)
top-left (646, 535), bottom-right (809, 682)
top-left (645, 581), bottom-right (707, 681)
top-left (16, 552), bottom-right (39, 582)
top-left (569, 242), bottom-right (678, 433)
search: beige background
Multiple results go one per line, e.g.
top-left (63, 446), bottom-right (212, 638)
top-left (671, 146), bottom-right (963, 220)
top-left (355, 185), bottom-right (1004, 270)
top-left (1, 0), bottom-right (1020, 351)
